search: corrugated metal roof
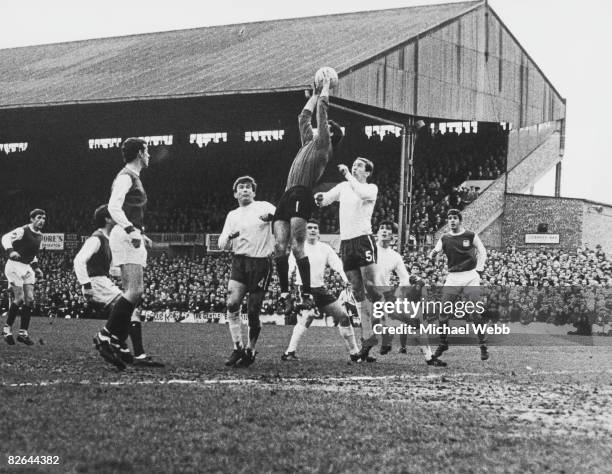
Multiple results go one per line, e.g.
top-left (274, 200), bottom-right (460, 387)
top-left (0, 1), bottom-right (481, 109)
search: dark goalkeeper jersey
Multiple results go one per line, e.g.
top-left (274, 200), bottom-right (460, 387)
top-left (285, 96), bottom-right (332, 190)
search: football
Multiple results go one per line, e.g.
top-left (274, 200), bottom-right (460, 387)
top-left (314, 66), bottom-right (339, 89)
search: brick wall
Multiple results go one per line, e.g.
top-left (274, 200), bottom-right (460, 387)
top-left (582, 203), bottom-right (612, 255)
top-left (502, 194), bottom-right (583, 249)
top-left (479, 216), bottom-right (502, 249)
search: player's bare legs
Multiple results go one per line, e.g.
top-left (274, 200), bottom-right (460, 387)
top-left (283, 299), bottom-right (359, 360)
top-left (321, 300), bottom-right (359, 356)
top-left (120, 263), bottom-right (144, 304)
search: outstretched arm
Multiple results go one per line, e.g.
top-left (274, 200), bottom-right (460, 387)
top-left (314, 76), bottom-right (331, 148)
top-left (315, 183), bottom-right (342, 207)
top-left (337, 165), bottom-right (377, 201)
top-left (298, 94), bottom-right (319, 146)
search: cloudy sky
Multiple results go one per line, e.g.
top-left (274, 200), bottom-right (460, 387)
top-left (1, 0), bottom-right (610, 203)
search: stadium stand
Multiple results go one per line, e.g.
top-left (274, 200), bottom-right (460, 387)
top-left (1, 245), bottom-right (609, 333)
top-left (0, 126), bottom-right (505, 240)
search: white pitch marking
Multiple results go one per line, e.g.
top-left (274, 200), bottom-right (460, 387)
top-left (3, 368), bottom-right (612, 388)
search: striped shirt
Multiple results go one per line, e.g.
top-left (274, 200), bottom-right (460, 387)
top-left (285, 96), bottom-right (332, 190)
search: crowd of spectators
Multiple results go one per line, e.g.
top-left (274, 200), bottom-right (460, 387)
top-left (1, 245), bottom-right (610, 334)
top-left (0, 125), bottom-right (506, 240)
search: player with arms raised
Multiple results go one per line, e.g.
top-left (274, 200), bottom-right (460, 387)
top-left (273, 69), bottom-right (343, 310)
top-left (2, 209), bottom-right (46, 345)
top-left (281, 219), bottom-right (360, 361)
top-left (429, 209), bottom-right (489, 361)
top-left (219, 176), bottom-right (276, 367)
top-left (315, 157), bottom-right (382, 361)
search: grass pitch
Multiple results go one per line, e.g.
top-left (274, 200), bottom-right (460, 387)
top-left (1, 318), bottom-right (611, 473)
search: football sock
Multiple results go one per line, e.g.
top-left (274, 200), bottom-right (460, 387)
top-left (248, 325), bottom-right (261, 350)
top-left (275, 255), bottom-right (290, 293)
top-left (357, 300), bottom-right (375, 340)
top-left (355, 300), bottom-right (367, 339)
top-left (338, 324), bottom-right (359, 354)
top-left (130, 308), bottom-right (142, 323)
top-left (106, 296), bottom-right (135, 342)
top-left (227, 311), bottom-right (243, 349)
top-left (287, 322), bottom-right (307, 353)
top-left (420, 344), bottom-right (433, 361)
top-left (380, 318), bottom-right (393, 347)
top-left (399, 333), bottom-right (408, 349)
top-left (6, 302), bottom-right (20, 327)
top-left (19, 304), bottom-right (31, 331)
top-left (296, 257), bottom-right (311, 293)
top-left (129, 321), bottom-right (145, 357)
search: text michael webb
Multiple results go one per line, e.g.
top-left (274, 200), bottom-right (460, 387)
top-left (373, 323), bottom-right (511, 336)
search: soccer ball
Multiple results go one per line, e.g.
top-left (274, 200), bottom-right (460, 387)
top-left (314, 67), bottom-right (339, 90)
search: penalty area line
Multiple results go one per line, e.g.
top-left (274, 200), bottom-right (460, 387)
top-left (3, 368), bottom-right (612, 389)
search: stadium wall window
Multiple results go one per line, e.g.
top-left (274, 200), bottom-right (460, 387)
top-left (364, 125), bottom-right (401, 138)
top-left (189, 132), bottom-right (227, 147)
top-left (88, 138), bottom-right (122, 150)
top-left (244, 130), bottom-right (285, 142)
top-left (0, 142), bottom-right (28, 154)
top-left (437, 122), bottom-right (477, 134)
top-left (138, 135), bottom-right (173, 146)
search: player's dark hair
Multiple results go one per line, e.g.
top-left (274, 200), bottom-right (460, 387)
top-left (356, 157), bottom-right (374, 174)
top-left (328, 120), bottom-right (343, 146)
top-left (29, 208), bottom-right (46, 220)
top-left (94, 204), bottom-right (111, 228)
top-left (233, 175), bottom-right (257, 193)
top-left (121, 137), bottom-right (147, 163)
top-left (307, 218), bottom-right (320, 226)
top-left (378, 220), bottom-right (395, 231)
top-left (447, 209), bottom-right (463, 221)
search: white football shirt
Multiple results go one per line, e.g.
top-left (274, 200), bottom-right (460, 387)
top-left (218, 201), bottom-right (275, 258)
top-left (289, 240), bottom-right (347, 288)
top-left (320, 181), bottom-right (377, 240)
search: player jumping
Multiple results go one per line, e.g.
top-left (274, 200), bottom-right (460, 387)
top-left (1, 209), bottom-right (46, 345)
top-left (429, 209), bottom-right (489, 361)
top-left (273, 71), bottom-right (343, 310)
top-left (281, 218), bottom-right (360, 362)
top-left (315, 157), bottom-right (383, 362)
